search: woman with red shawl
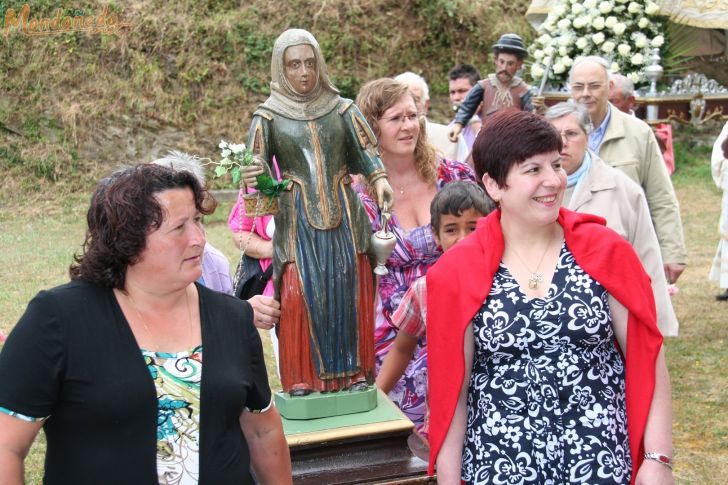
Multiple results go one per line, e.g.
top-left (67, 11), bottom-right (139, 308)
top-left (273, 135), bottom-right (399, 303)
top-left (427, 110), bottom-right (673, 484)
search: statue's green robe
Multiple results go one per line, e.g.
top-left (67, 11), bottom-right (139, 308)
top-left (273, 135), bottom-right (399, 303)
top-left (248, 98), bottom-right (383, 381)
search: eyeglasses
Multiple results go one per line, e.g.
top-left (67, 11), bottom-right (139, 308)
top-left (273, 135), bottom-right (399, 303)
top-left (570, 83), bottom-right (604, 94)
top-left (559, 129), bottom-right (583, 142)
top-left (379, 113), bottom-right (420, 125)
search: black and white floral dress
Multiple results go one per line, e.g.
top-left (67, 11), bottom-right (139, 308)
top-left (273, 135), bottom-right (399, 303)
top-left (462, 242), bottom-right (632, 484)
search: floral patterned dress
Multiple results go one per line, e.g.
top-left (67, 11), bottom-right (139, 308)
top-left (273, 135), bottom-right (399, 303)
top-left (463, 243), bottom-right (631, 484)
top-left (143, 346), bottom-right (203, 485)
top-left (358, 158), bottom-right (475, 429)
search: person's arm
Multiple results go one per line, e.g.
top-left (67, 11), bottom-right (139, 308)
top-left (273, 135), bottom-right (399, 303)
top-left (0, 414), bottom-right (43, 485)
top-left (239, 406), bottom-right (292, 484)
top-left (520, 88), bottom-right (534, 113)
top-left (636, 348), bottom-right (674, 484)
top-left (0, 291), bottom-right (63, 484)
top-left (450, 84), bottom-right (485, 142)
top-left (609, 297), bottom-right (674, 485)
top-left (230, 230), bottom-right (273, 259)
top-left (376, 331), bottom-right (419, 394)
top-left (626, 184), bottom-right (679, 336)
top-left (378, 279), bottom-right (426, 393)
top-left (247, 295), bottom-right (280, 331)
top-left (711, 122), bottom-right (728, 189)
top-left (640, 128), bottom-right (687, 279)
top-left (436, 322), bottom-right (473, 484)
top-left (453, 83), bottom-right (484, 128)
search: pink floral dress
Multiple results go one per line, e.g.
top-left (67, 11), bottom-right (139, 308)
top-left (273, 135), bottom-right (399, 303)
top-left (357, 158), bottom-right (475, 429)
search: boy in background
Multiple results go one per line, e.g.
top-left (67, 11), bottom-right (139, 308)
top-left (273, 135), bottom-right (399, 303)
top-left (376, 181), bottom-right (494, 441)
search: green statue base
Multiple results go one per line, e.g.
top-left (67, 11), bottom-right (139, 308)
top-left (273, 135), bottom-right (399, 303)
top-left (275, 385), bottom-right (377, 420)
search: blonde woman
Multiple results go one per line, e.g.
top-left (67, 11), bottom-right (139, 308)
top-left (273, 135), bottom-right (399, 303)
top-left (356, 78), bottom-right (475, 431)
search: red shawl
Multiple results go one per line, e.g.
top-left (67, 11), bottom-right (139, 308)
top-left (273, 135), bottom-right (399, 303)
top-left (426, 208), bottom-right (663, 484)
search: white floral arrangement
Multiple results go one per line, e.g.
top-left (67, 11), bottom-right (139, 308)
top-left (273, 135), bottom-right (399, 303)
top-left (529, 0), bottom-right (666, 87)
top-left (214, 140), bottom-right (289, 197)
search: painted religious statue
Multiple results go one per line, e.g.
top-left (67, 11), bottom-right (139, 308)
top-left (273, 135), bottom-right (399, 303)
top-left (242, 29), bottom-right (394, 397)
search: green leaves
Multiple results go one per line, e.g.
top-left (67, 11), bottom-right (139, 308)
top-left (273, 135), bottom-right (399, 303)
top-left (214, 164), bottom-right (228, 177)
top-left (256, 175), bottom-right (290, 197)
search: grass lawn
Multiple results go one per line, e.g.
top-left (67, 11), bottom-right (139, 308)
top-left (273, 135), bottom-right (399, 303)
top-left (1, 144), bottom-right (727, 482)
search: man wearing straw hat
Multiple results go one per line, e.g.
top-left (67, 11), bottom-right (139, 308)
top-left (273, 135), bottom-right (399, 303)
top-left (448, 33), bottom-right (533, 142)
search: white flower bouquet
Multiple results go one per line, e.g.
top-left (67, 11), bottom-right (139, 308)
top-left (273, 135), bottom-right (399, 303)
top-left (214, 140), bottom-right (290, 216)
top-left (529, 0), bottom-right (666, 86)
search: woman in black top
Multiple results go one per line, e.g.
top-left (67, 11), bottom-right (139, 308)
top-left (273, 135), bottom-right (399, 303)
top-left (0, 165), bottom-right (292, 484)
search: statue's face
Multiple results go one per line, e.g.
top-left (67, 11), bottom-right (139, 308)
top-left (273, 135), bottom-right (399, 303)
top-left (284, 44), bottom-right (317, 95)
top-left (494, 52), bottom-right (522, 84)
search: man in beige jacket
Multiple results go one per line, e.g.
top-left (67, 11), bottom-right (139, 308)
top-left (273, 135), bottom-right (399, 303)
top-left (569, 56), bottom-right (687, 284)
top-left (546, 101), bottom-right (678, 335)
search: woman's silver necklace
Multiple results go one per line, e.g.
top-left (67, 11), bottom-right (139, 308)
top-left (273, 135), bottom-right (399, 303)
top-left (126, 288), bottom-right (192, 352)
top-left (507, 232), bottom-right (557, 290)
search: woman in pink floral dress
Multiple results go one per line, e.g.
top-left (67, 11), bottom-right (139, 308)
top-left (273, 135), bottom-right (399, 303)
top-left (356, 78), bottom-right (475, 430)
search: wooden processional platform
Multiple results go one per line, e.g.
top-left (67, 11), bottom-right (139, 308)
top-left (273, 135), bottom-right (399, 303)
top-left (281, 390), bottom-right (434, 484)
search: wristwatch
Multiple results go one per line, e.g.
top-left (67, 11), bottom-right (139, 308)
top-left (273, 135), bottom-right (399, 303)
top-left (644, 452), bottom-right (673, 469)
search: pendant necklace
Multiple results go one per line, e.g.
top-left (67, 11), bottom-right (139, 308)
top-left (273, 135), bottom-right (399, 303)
top-left (126, 287), bottom-right (193, 352)
top-left (508, 231), bottom-right (557, 290)
top-left (394, 174), bottom-right (416, 196)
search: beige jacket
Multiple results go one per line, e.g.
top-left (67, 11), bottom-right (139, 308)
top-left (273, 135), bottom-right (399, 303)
top-left (567, 152), bottom-right (679, 336)
top-left (426, 119), bottom-right (467, 162)
top-left (598, 105), bottom-right (687, 265)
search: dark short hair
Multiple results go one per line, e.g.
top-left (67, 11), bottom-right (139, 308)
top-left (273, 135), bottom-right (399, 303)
top-left (722, 136), bottom-right (728, 159)
top-left (448, 64), bottom-right (481, 86)
top-left (69, 164), bottom-right (217, 289)
top-left (472, 109), bottom-right (562, 187)
top-left (430, 181), bottom-right (495, 232)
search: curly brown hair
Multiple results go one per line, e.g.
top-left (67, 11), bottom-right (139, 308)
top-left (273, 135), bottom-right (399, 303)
top-left (355, 78), bottom-right (437, 184)
top-left (69, 164), bottom-right (217, 289)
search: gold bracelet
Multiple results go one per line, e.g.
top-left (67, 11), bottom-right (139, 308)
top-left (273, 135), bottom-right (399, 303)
top-left (368, 168), bottom-right (388, 185)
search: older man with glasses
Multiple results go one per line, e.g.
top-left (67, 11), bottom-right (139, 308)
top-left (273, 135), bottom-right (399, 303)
top-left (546, 101), bottom-right (679, 336)
top-left (569, 56), bottom-right (687, 286)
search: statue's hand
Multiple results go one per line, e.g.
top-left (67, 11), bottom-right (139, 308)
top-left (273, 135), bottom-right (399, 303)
top-left (374, 178), bottom-right (394, 212)
top-left (448, 123), bottom-right (463, 143)
top-left (240, 159), bottom-right (265, 187)
top-left (531, 95), bottom-right (546, 114)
